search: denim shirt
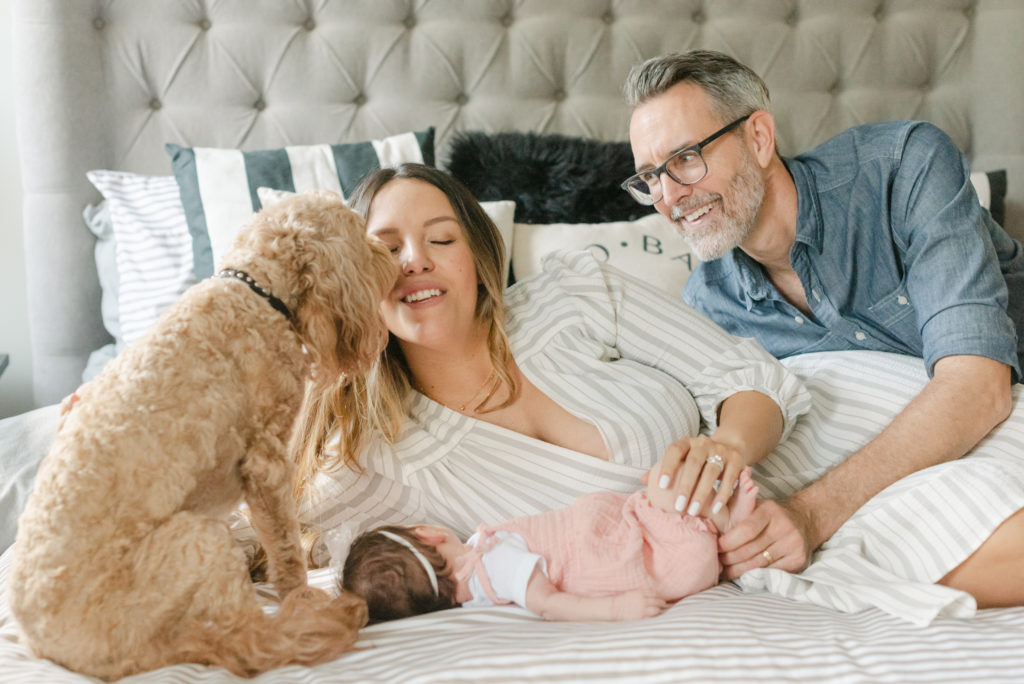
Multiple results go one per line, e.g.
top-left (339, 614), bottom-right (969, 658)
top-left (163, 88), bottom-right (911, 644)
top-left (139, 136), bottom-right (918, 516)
top-left (683, 121), bottom-right (1024, 380)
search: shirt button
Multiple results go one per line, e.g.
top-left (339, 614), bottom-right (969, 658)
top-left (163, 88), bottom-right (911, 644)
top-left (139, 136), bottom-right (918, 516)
top-left (855, 331), bottom-right (867, 341)
top-left (794, 316), bottom-right (804, 324)
top-left (897, 295), bottom-right (909, 305)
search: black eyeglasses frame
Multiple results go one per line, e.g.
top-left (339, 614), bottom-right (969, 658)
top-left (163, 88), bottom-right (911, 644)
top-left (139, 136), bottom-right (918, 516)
top-left (621, 114), bottom-right (752, 205)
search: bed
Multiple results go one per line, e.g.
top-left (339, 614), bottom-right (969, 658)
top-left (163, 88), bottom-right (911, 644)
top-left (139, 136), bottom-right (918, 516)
top-left (4, 0), bottom-right (1024, 681)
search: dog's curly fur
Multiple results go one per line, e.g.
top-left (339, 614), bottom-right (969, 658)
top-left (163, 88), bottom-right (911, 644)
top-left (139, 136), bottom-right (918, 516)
top-left (8, 191), bottom-right (395, 680)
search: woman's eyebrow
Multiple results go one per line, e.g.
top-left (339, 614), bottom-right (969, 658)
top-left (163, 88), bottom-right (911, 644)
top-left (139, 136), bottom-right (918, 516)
top-left (424, 215), bottom-right (459, 227)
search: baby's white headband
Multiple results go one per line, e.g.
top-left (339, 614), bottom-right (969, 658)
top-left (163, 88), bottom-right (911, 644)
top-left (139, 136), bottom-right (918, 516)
top-left (378, 530), bottom-right (439, 597)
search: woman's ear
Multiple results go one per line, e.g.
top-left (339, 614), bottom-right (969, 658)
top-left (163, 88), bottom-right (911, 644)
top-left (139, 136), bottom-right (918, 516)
top-left (746, 110), bottom-right (778, 168)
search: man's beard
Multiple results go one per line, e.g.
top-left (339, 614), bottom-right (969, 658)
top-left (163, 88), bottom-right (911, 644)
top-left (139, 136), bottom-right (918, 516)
top-left (670, 150), bottom-right (766, 261)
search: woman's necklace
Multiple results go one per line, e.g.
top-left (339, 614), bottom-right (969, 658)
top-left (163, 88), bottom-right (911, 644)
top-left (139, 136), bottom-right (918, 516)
top-left (416, 368), bottom-right (497, 413)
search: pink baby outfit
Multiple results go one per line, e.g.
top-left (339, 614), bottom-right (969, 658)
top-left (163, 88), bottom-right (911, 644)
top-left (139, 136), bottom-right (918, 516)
top-left (488, 490), bottom-right (720, 601)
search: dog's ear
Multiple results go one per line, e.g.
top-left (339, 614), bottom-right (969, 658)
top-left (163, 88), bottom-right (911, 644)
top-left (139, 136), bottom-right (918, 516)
top-left (293, 206), bottom-right (394, 384)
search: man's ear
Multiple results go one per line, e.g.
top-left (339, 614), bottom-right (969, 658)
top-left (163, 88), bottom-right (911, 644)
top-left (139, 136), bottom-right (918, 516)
top-left (412, 526), bottom-right (446, 545)
top-left (746, 110), bottom-right (778, 168)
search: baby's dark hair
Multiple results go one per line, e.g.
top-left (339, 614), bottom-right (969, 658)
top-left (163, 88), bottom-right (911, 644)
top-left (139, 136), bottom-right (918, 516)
top-left (341, 525), bottom-right (458, 623)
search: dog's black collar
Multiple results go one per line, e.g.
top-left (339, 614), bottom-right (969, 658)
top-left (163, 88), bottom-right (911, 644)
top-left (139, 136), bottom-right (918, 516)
top-left (215, 269), bottom-right (292, 321)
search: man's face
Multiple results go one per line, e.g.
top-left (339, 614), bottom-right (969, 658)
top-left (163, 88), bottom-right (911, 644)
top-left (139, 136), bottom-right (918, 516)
top-left (629, 82), bottom-right (766, 261)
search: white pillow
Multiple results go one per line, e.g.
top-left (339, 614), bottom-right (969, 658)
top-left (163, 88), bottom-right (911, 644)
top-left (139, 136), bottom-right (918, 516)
top-left (257, 187), bottom-right (517, 286)
top-left (511, 213), bottom-right (696, 296)
top-left (85, 171), bottom-right (195, 347)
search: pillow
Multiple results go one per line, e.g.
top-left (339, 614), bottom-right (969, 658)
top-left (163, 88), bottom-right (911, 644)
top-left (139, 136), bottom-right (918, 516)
top-left (82, 200), bottom-right (120, 344)
top-left (511, 213), bottom-right (696, 296)
top-left (256, 186), bottom-right (517, 286)
top-left (445, 130), bottom-right (657, 224)
top-left (167, 128), bottom-right (435, 279)
top-left (970, 170), bottom-right (1007, 226)
top-left (85, 170), bottom-right (195, 348)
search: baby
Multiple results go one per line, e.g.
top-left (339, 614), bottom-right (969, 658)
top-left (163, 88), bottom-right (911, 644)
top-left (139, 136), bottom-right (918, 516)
top-left (342, 468), bottom-right (758, 623)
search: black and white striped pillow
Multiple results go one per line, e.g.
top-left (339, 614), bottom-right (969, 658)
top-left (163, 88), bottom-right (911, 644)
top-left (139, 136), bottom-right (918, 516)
top-left (86, 170), bottom-right (195, 347)
top-left (166, 128), bottom-right (434, 278)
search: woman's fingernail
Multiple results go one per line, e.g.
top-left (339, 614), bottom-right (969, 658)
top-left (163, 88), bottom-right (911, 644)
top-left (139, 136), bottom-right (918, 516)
top-left (712, 501), bottom-right (723, 515)
top-left (674, 495), bottom-right (687, 512)
top-left (659, 474), bottom-right (670, 489)
top-left (687, 500), bottom-right (701, 516)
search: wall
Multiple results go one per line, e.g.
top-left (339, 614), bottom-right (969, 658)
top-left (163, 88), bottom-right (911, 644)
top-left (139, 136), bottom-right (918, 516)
top-left (0, 2), bottom-right (33, 418)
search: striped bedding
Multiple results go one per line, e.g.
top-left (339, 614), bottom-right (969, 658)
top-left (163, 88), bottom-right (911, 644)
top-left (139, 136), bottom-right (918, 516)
top-left (2, 349), bottom-right (1023, 682)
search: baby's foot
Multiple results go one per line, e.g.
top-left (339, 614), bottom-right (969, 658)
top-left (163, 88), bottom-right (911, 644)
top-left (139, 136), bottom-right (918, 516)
top-left (727, 467), bottom-right (758, 530)
top-left (708, 466), bottom-right (759, 533)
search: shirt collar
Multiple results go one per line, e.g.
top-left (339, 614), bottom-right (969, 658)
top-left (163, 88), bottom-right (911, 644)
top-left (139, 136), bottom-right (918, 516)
top-left (782, 156), bottom-right (825, 253)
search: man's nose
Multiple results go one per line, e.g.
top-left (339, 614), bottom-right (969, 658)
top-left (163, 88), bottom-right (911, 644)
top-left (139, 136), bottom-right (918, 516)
top-left (657, 171), bottom-right (695, 211)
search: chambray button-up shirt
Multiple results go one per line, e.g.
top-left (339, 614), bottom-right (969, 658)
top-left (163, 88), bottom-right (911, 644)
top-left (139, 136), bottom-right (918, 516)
top-left (684, 121), bottom-right (1024, 380)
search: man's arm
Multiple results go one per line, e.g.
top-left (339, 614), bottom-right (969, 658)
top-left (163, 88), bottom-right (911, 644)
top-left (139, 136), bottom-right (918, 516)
top-left (719, 354), bottom-right (1012, 577)
top-left (523, 566), bottom-right (667, 621)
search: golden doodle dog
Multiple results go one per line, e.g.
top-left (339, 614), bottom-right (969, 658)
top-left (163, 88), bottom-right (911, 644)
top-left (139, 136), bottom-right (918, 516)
top-left (9, 191), bottom-right (396, 680)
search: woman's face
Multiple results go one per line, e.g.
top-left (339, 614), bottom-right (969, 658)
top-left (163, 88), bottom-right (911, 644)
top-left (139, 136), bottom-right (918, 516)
top-left (365, 178), bottom-right (480, 352)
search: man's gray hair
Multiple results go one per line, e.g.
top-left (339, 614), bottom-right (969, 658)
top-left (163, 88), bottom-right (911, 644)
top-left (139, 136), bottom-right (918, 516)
top-left (623, 50), bottom-right (771, 121)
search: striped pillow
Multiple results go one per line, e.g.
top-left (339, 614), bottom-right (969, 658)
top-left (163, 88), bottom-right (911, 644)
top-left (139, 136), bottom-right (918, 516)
top-left (166, 128), bottom-right (435, 278)
top-left (85, 170), bottom-right (196, 347)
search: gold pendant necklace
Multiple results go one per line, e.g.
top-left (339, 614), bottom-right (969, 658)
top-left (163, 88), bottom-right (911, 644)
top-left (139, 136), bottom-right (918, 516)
top-left (417, 369), bottom-right (497, 413)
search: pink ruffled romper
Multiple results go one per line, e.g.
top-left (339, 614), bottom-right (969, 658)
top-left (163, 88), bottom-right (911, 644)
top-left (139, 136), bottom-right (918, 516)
top-left (484, 490), bottom-right (720, 601)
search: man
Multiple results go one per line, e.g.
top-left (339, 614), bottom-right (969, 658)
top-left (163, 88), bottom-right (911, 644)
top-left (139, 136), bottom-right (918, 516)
top-left (623, 50), bottom-right (1024, 607)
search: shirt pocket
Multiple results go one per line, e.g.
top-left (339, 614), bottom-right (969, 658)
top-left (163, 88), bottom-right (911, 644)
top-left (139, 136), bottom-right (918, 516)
top-left (864, 280), bottom-right (921, 351)
top-left (866, 280), bottom-right (916, 327)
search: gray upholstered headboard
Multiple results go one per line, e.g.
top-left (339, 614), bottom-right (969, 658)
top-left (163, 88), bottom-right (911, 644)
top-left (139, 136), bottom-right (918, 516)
top-left (14, 0), bottom-right (1024, 406)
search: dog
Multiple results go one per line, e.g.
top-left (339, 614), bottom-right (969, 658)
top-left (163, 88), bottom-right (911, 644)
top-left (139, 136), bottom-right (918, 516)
top-left (9, 191), bottom-right (396, 680)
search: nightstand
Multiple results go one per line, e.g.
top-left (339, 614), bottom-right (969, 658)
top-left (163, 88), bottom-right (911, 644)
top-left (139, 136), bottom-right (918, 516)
top-left (0, 354), bottom-right (7, 378)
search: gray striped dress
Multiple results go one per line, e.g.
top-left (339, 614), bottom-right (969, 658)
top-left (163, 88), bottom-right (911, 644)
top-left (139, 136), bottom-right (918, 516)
top-left (307, 251), bottom-right (809, 578)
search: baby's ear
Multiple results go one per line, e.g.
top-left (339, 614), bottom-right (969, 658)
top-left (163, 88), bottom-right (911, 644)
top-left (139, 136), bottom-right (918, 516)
top-left (411, 526), bottom-right (446, 545)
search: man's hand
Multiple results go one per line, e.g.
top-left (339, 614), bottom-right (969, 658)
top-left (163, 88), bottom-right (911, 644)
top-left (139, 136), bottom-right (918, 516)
top-left (717, 499), bottom-right (816, 579)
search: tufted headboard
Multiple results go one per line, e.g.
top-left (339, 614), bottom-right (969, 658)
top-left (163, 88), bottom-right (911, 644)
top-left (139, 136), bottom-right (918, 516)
top-left (13, 0), bottom-right (1024, 406)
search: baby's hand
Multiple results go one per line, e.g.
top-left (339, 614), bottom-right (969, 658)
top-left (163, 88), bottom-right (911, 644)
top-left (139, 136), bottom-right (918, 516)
top-left (609, 589), bottom-right (667, 621)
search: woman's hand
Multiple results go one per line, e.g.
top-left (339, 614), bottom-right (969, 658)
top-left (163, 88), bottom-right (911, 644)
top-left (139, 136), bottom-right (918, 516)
top-left (646, 435), bottom-right (746, 519)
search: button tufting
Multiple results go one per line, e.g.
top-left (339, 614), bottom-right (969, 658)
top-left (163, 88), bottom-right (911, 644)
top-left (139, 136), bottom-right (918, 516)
top-left (455, 93), bottom-right (469, 106)
top-left (602, 11), bottom-right (614, 24)
top-left (254, 98), bottom-right (266, 111)
top-left (404, 15), bottom-right (416, 29)
top-left (830, 81), bottom-right (841, 95)
top-left (354, 93), bottom-right (367, 106)
top-left (692, 10), bottom-right (705, 23)
top-left (199, 18), bottom-right (211, 31)
top-left (500, 14), bottom-right (514, 28)
top-left (93, 17), bottom-right (105, 30)
top-left (304, 18), bottom-right (316, 31)
top-left (787, 10), bottom-right (798, 26)
top-left (874, 6), bottom-right (884, 20)
top-left (554, 89), bottom-right (566, 101)
top-left (149, 98), bottom-right (162, 110)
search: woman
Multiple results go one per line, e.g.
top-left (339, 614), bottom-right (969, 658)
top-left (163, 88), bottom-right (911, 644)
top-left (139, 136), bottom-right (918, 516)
top-left (288, 163), bottom-right (810, 573)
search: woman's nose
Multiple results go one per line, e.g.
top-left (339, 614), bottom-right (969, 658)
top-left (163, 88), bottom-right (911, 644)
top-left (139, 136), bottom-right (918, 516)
top-left (401, 245), bottom-right (433, 274)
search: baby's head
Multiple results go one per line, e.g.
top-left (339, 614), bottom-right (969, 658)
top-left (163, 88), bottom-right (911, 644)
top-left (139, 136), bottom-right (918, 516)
top-left (341, 525), bottom-right (459, 623)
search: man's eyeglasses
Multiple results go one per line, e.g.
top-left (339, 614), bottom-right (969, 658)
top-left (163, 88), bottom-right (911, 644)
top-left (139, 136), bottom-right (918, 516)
top-left (621, 114), bottom-right (751, 206)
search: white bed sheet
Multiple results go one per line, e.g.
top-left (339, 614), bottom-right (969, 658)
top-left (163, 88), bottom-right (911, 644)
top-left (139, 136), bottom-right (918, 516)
top-left (2, 350), bottom-right (1024, 682)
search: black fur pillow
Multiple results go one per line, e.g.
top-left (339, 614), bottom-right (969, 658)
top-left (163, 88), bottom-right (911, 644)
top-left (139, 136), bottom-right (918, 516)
top-left (445, 131), bottom-right (657, 224)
